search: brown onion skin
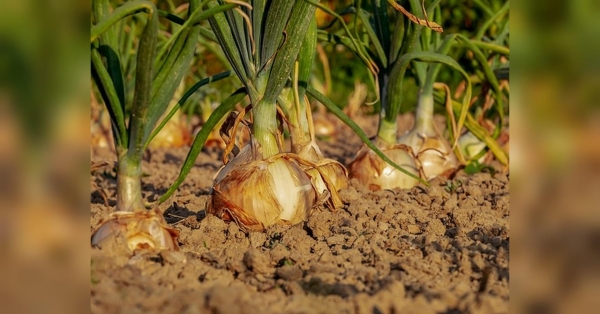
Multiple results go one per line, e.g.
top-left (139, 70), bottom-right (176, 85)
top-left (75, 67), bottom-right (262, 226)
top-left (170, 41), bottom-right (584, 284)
top-left (307, 158), bottom-right (348, 194)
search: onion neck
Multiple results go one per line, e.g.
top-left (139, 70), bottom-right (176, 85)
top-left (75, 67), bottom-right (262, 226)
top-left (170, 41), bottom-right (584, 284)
top-left (252, 99), bottom-right (280, 158)
top-left (377, 72), bottom-right (400, 146)
top-left (291, 97), bottom-right (311, 149)
top-left (377, 117), bottom-right (397, 147)
top-left (116, 153), bottom-right (144, 212)
top-left (281, 89), bottom-right (311, 154)
top-left (414, 90), bottom-right (436, 135)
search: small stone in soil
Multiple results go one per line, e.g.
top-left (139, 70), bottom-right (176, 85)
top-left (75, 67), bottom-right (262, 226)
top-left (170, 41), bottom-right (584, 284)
top-left (160, 250), bottom-right (187, 264)
top-left (276, 264), bottom-right (303, 281)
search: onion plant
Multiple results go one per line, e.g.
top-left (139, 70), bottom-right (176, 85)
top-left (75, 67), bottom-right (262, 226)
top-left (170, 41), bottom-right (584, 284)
top-left (313, 0), bottom-right (458, 188)
top-left (156, 0), bottom-right (426, 232)
top-left (396, 0), bottom-right (510, 170)
top-left (90, 0), bottom-right (238, 251)
top-left (205, 0), bottom-right (344, 231)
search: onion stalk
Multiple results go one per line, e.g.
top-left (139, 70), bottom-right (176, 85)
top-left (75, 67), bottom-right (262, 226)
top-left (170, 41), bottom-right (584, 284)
top-left (281, 90), bottom-right (349, 196)
top-left (396, 34), bottom-right (478, 181)
top-left (397, 88), bottom-right (459, 180)
top-left (396, 36), bottom-right (464, 180)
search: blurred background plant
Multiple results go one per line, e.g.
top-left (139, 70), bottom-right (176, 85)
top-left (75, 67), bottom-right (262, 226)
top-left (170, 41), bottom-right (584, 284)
top-left (310, 0), bottom-right (507, 111)
top-left (511, 1), bottom-right (600, 313)
top-left (0, 0), bottom-right (89, 313)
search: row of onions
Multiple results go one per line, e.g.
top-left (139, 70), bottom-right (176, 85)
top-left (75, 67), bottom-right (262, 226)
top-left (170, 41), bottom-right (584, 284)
top-left (315, 0), bottom-right (508, 190)
top-left (90, 0), bottom-right (509, 252)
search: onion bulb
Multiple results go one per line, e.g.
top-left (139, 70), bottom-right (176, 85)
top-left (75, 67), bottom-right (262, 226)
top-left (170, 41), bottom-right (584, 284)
top-left (311, 112), bottom-right (337, 138)
top-left (148, 117), bottom-right (191, 149)
top-left (458, 131), bottom-right (487, 163)
top-left (397, 94), bottom-right (458, 180)
top-left (91, 209), bottom-right (179, 252)
top-left (397, 128), bottom-right (458, 180)
top-left (349, 138), bottom-right (419, 190)
top-left (207, 137), bottom-right (318, 232)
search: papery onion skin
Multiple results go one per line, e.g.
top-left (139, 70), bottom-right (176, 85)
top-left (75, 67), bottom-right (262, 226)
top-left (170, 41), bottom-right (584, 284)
top-left (349, 141), bottom-right (419, 191)
top-left (207, 146), bottom-right (317, 232)
top-left (307, 158), bottom-right (348, 194)
top-left (291, 140), bottom-right (347, 210)
top-left (91, 209), bottom-right (180, 252)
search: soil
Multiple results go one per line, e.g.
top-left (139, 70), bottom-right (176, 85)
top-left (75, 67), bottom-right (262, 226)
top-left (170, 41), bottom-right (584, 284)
top-left (90, 114), bottom-right (509, 314)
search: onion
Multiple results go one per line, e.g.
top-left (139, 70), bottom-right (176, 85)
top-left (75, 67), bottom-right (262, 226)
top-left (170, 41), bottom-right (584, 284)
top-left (397, 94), bottom-right (458, 180)
top-left (349, 138), bottom-right (419, 190)
top-left (294, 138), bottom-right (348, 194)
top-left (458, 131), bottom-right (487, 163)
top-left (91, 209), bottom-right (179, 252)
top-left (147, 117), bottom-right (191, 149)
top-left (397, 128), bottom-right (458, 180)
top-left (207, 137), bottom-right (318, 232)
top-left (284, 90), bottom-right (348, 201)
top-left (306, 158), bottom-right (348, 194)
top-left (312, 112), bottom-right (337, 138)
